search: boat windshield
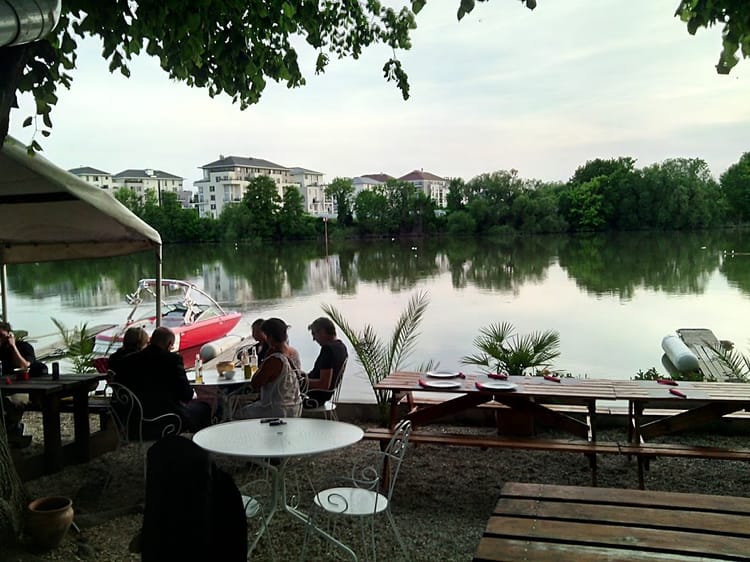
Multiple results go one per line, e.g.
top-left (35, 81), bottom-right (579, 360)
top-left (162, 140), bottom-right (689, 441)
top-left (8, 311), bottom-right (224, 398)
top-left (126, 279), bottom-right (225, 324)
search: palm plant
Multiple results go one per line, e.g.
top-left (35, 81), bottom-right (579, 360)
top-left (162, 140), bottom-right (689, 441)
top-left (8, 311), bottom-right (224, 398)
top-left (462, 322), bottom-right (561, 376)
top-left (51, 318), bottom-right (97, 374)
top-left (709, 343), bottom-right (750, 383)
top-left (322, 291), bottom-right (431, 425)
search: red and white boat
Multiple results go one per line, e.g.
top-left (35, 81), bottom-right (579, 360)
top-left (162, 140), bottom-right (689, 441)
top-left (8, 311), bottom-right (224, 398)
top-left (93, 279), bottom-right (242, 355)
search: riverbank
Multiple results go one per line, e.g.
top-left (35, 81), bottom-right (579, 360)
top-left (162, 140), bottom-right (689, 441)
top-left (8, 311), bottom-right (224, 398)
top-left (5, 411), bottom-right (750, 561)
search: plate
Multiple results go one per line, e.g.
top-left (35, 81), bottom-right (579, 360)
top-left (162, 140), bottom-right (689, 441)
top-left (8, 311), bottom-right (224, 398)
top-left (478, 381), bottom-right (517, 391)
top-left (419, 379), bottom-right (463, 389)
top-left (426, 371), bottom-right (460, 378)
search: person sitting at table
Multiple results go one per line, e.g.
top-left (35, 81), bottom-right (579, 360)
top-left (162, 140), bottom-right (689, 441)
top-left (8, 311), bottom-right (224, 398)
top-left (115, 326), bottom-right (211, 438)
top-left (234, 317), bottom-right (272, 366)
top-left (304, 317), bottom-right (348, 409)
top-left (0, 322), bottom-right (36, 448)
top-left (238, 318), bottom-right (302, 419)
top-left (107, 326), bottom-right (149, 377)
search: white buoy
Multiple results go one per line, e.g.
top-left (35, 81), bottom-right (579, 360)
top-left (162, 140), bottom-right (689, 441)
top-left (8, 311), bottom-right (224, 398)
top-left (661, 335), bottom-right (699, 372)
top-left (200, 335), bottom-right (244, 362)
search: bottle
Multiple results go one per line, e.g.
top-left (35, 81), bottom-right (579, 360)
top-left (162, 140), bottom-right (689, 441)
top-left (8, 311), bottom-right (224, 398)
top-left (51, 362), bottom-right (60, 381)
top-left (249, 347), bottom-right (258, 376)
top-left (241, 349), bottom-right (251, 380)
top-left (195, 354), bottom-right (203, 384)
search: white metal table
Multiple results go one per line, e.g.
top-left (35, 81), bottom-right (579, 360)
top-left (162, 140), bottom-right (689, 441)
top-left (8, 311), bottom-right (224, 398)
top-left (189, 373), bottom-right (248, 421)
top-left (193, 417), bottom-right (364, 558)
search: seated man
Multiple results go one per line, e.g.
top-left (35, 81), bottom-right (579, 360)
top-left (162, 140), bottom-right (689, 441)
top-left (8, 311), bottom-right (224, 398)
top-left (234, 317), bottom-right (270, 365)
top-left (115, 327), bottom-right (211, 438)
top-left (305, 317), bottom-right (348, 408)
top-left (0, 322), bottom-right (35, 447)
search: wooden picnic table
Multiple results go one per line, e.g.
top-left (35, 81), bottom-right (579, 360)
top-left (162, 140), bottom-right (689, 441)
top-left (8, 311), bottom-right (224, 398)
top-left (1, 373), bottom-right (106, 474)
top-left (612, 379), bottom-right (750, 443)
top-left (375, 371), bottom-right (618, 440)
top-left (474, 482), bottom-right (750, 561)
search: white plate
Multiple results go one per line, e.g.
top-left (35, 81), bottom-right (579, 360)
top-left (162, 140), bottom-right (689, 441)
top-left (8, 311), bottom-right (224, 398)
top-left (479, 381), bottom-right (517, 391)
top-left (426, 371), bottom-right (461, 378)
top-left (420, 380), bottom-right (463, 389)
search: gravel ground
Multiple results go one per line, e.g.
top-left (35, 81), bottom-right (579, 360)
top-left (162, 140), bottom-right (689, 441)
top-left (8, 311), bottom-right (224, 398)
top-left (4, 411), bottom-right (750, 561)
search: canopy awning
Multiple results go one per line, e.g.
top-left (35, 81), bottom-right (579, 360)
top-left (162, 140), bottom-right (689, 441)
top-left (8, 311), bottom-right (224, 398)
top-left (0, 135), bottom-right (163, 322)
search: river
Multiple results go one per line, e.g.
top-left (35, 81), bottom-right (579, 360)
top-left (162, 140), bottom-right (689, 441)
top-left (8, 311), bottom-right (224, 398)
top-left (4, 231), bottom-right (750, 402)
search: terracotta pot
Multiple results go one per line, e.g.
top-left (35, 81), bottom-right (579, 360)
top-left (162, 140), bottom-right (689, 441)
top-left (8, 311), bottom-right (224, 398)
top-left (26, 496), bottom-right (74, 551)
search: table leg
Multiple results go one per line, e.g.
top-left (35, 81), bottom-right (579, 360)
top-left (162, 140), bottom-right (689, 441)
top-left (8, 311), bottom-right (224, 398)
top-left (72, 387), bottom-right (91, 463)
top-left (41, 395), bottom-right (63, 473)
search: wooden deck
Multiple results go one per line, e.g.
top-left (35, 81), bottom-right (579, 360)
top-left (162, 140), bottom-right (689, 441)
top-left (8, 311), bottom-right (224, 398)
top-left (677, 328), bottom-right (735, 381)
top-left (474, 482), bottom-right (750, 561)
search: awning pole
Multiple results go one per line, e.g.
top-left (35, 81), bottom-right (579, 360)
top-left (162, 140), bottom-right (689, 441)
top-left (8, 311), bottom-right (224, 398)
top-left (155, 245), bottom-right (162, 327)
top-left (1, 263), bottom-right (7, 323)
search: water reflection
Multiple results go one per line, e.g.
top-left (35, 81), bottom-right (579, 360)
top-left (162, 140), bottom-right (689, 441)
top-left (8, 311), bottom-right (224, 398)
top-left (6, 232), bottom-right (746, 308)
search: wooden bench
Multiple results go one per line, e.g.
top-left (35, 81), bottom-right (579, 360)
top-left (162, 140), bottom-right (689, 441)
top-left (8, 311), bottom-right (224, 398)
top-left (619, 442), bottom-right (750, 489)
top-left (474, 482), bottom-right (750, 561)
top-left (364, 427), bottom-right (621, 486)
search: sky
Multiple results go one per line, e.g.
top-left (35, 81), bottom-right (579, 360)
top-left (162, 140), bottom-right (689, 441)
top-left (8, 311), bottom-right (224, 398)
top-left (8, 1), bottom-right (749, 189)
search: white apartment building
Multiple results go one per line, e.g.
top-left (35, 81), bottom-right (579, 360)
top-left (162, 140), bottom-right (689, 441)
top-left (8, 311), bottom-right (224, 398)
top-left (68, 167), bottom-right (114, 190)
top-left (352, 173), bottom-right (393, 196)
top-left (195, 155), bottom-right (297, 219)
top-left (289, 166), bottom-right (334, 216)
top-left (69, 166), bottom-right (188, 207)
top-left (112, 169), bottom-right (184, 200)
top-left (399, 170), bottom-right (449, 208)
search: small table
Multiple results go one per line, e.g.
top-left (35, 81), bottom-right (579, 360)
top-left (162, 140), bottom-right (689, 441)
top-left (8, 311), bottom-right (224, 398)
top-left (1, 373), bottom-right (106, 473)
top-left (474, 482), bottom-right (750, 561)
top-left (189, 373), bottom-right (251, 421)
top-left (193, 418), bottom-right (364, 558)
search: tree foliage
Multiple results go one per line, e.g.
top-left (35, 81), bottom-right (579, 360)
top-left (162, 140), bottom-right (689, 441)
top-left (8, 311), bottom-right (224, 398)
top-left (2, 0), bottom-right (747, 149)
top-left (720, 152), bottom-right (750, 223)
top-left (325, 177), bottom-right (355, 225)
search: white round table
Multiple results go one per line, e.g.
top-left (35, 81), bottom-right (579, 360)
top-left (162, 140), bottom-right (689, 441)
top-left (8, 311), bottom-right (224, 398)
top-left (194, 418), bottom-right (364, 558)
top-left (194, 418), bottom-right (364, 458)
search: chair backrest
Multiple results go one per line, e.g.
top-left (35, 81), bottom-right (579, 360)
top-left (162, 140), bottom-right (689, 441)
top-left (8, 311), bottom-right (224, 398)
top-left (331, 357), bottom-right (348, 400)
top-left (107, 382), bottom-right (182, 443)
top-left (380, 419), bottom-right (412, 501)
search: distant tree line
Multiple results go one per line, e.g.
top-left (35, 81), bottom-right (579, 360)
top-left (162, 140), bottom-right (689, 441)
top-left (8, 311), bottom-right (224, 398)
top-left (115, 153), bottom-right (750, 243)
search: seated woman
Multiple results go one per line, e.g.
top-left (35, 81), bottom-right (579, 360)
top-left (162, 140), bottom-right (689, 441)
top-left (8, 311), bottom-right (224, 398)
top-left (239, 318), bottom-right (302, 419)
top-left (107, 326), bottom-right (149, 377)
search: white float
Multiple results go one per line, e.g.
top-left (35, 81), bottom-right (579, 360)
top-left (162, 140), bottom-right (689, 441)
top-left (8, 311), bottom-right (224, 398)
top-left (661, 335), bottom-right (699, 372)
top-left (200, 334), bottom-right (244, 362)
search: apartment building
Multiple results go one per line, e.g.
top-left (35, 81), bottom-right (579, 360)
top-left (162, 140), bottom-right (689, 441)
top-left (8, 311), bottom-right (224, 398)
top-left (352, 173), bottom-right (393, 196)
top-left (112, 169), bottom-right (184, 199)
top-left (69, 166), bottom-right (188, 206)
top-left (194, 155), bottom-right (296, 218)
top-left (289, 166), bottom-right (334, 216)
top-left (399, 170), bottom-right (449, 208)
top-left (68, 167), bottom-right (113, 190)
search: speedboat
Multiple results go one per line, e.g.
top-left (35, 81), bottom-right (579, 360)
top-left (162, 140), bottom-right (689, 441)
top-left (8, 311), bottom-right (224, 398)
top-left (93, 279), bottom-right (242, 355)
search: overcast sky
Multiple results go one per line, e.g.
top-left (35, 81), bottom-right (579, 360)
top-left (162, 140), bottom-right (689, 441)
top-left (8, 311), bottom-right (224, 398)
top-left (8, 1), bottom-right (749, 188)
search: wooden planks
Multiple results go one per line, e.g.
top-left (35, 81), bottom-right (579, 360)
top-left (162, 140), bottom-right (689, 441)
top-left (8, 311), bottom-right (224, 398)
top-left (474, 483), bottom-right (750, 561)
top-left (677, 328), bottom-right (735, 381)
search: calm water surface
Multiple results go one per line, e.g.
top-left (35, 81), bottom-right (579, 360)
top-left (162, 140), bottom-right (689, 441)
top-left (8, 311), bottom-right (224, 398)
top-left (5, 231), bottom-right (750, 402)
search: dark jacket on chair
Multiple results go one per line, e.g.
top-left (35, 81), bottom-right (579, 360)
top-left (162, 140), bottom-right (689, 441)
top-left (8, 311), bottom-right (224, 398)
top-left (141, 435), bottom-right (247, 562)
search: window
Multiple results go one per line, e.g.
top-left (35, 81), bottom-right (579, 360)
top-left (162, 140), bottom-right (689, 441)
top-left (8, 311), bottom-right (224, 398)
top-left (210, 195), bottom-right (215, 201)
top-left (210, 204), bottom-right (216, 210)
top-left (209, 186), bottom-right (215, 192)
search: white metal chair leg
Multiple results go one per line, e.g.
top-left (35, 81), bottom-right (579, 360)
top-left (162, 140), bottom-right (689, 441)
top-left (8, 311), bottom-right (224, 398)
top-left (386, 510), bottom-right (408, 560)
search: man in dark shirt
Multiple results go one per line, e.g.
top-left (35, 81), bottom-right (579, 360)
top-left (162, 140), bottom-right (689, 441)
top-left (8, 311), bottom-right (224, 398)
top-left (0, 321), bottom-right (36, 447)
top-left (305, 317), bottom-right (348, 408)
top-left (115, 327), bottom-right (210, 438)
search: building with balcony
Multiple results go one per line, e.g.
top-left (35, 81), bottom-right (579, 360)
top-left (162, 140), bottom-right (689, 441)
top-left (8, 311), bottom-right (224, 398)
top-left (398, 170), bottom-right (449, 208)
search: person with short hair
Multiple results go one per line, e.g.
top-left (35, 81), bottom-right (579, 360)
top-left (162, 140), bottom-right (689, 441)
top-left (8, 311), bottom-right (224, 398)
top-left (305, 317), bottom-right (348, 408)
top-left (239, 318), bottom-right (302, 419)
top-left (115, 326), bottom-right (211, 437)
top-left (234, 317), bottom-right (271, 365)
top-left (0, 321), bottom-right (36, 447)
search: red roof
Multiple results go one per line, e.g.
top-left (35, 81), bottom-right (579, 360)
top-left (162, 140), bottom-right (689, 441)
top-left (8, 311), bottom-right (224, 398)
top-left (398, 170), bottom-right (445, 182)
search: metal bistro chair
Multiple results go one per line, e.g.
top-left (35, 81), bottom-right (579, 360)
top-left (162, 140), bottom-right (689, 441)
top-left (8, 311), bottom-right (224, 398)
top-left (302, 358), bottom-right (348, 421)
top-left (106, 382), bottom-right (182, 479)
top-left (303, 419), bottom-right (412, 561)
